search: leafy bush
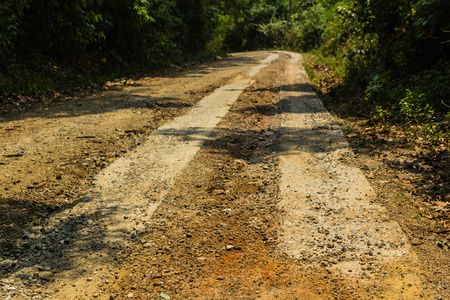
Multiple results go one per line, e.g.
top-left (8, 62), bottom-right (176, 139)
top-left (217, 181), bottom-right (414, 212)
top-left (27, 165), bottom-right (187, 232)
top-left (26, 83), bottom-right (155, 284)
top-left (291, 2), bottom-right (328, 51)
top-left (398, 90), bottom-right (435, 125)
top-left (258, 18), bottom-right (290, 49)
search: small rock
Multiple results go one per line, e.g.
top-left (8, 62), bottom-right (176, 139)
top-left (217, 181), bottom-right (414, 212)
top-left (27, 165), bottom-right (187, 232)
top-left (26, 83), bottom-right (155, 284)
top-left (225, 245), bottom-right (234, 251)
top-left (411, 239), bottom-right (421, 246)
top-left (160, 293), bottom-right (171, 300)
top-left (87, 277), bottom-right (93, 281)
top-left (127, 293), bottom-right (134, 298)
top-left (423, 184), bottom-right (434, 191)
top-left (213, 189), bottom-right (226, 195)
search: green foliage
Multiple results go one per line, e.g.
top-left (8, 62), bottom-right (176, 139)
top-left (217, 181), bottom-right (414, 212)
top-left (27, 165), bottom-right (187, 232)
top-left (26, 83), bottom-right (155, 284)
top-left (0, 0), bottom-right (225, 63)
top-left (398, 90), bottom-right (435, 125)
top-left (302, 0), bottom-right (450, 151)
top-left (100, 0), bottom-right (181, 64)
top-left (0, 0), bottom-right (232, 97)
top-left (258, 18), bottom-right (290, 49)
top-left (291, 1), bottom-right (328, 51)
top-left (16, 0), bottom-right (105, 56)
top-left (207, 12), bottom-right (233, 51)
top-left (175, 0), bottom-right (214, 53)
top-left (365, 70), bottom-right (394, 105)
top-left (223, 0), bottom-right (289, 50)
top-left (372, 88), bottom-right (449, 149)
top-left (0, 0), bottom-right (28, 56)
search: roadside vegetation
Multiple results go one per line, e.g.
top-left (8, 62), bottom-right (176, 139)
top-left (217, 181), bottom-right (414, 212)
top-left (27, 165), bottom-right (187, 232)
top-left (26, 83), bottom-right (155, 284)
top-left (300, 0), bottom-right (450, 154)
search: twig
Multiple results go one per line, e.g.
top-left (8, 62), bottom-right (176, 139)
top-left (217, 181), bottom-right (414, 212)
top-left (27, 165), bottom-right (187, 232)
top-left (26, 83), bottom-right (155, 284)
top-left (125, 130), bottom-right (139, 134)
top-left (4, 153), bottom-right (23, 157)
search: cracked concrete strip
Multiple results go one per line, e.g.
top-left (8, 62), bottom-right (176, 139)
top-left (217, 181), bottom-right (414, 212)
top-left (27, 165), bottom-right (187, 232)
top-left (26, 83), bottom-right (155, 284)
top-left (90, 53), bottom-right (279, 241)
top-left (278, 52), bottom-right (428, 299)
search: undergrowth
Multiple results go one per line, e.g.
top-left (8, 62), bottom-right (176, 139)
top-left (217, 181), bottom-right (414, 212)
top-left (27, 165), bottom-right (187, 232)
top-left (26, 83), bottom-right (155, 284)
top-left (304, 53), bottom-right (450, 154)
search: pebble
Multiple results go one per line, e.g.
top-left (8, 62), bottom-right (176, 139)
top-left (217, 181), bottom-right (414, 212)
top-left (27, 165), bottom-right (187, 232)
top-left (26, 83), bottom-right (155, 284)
top-left (127, 293), bottom-right (134, 298)
top-left (160, 293), bottom-right (171, 300)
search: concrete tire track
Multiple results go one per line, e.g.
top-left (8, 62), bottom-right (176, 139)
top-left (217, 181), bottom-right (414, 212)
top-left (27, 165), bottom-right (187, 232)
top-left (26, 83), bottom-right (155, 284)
top-left (278, 52), bottom-right (427, 299)
top-left (20, 53), bottom-right (279, 299)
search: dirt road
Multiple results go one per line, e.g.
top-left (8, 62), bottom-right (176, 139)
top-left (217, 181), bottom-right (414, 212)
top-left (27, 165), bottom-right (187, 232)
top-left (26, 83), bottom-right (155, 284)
top-left (0, 52), bottom-right (448, 299)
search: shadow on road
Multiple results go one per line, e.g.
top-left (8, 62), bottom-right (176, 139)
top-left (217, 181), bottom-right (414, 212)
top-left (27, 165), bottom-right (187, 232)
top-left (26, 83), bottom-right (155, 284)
top-left (0, 54), bottom-right (261, 124)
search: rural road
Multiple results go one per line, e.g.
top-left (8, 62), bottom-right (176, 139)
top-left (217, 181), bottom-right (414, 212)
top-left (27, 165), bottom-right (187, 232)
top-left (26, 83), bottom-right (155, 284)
top-left (0, 51), bottom-right (441, 299)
